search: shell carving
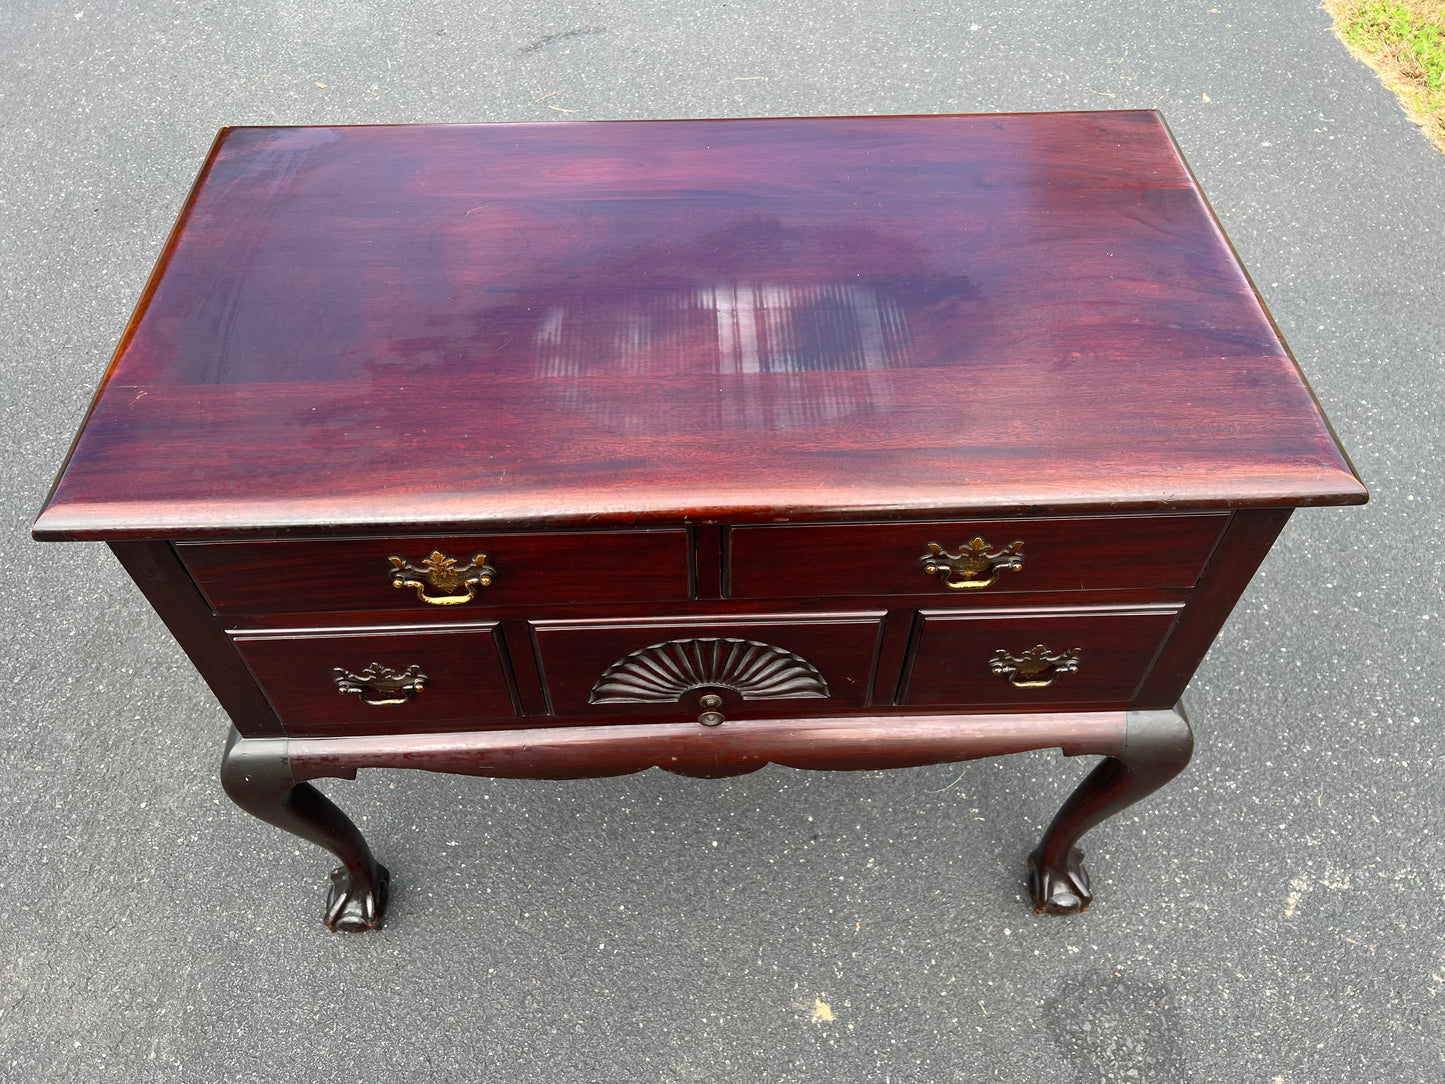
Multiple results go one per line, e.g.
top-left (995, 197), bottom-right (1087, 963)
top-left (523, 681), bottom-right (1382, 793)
top-left (589, 638), bottom-right (830, 704)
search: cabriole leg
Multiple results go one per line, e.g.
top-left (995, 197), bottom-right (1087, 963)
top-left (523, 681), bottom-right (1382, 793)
top-left (219, 728), bottom-right (390, 932)
top-left (1029, 706), bottom-right (1193, 915)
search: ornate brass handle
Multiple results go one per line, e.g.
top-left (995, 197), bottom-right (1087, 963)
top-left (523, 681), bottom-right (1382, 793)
top-left (919, 537), bottom-right (1024, 590)
top-left (988, 644), bottom-right (1080, 689)
top-left (388, 549), bottom-right (496, 605)
top-left (334, 662), bottom-right (429, 706)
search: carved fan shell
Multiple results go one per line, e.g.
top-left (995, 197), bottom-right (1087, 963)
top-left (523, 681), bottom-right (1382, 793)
top-left (589, 638), bottom-right (829, 704)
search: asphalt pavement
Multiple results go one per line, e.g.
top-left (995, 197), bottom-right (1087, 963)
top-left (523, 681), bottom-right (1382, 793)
top-left (2, 2), bottom-right (1442, 1081)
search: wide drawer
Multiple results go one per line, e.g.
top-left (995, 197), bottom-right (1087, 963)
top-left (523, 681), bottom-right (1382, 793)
top-left (233, 624), bottom-right (517, 736)
top-left (532, 613), bottom-right (886, 722)
top-left (180, 530), bottom-right (690, 615)
top-left (727, 514), bottom-right (1228, 599)
top-left (900, 608), bottom-right (1180, 709)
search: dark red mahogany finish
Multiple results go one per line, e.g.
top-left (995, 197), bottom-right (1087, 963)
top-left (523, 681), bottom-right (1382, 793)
top-left (34, 113), bottom-right (1362, 542)
top-left (35, 114), bottom-right (1365, 930)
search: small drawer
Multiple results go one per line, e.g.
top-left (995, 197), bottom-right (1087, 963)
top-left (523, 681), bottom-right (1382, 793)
top-left (532, 613), bottom-right (886, 722)
top-left (900, 608), bottom-right (1180, 709)
top-left (180, 530), bottom-right (690, 615)
top-left (233, 624), bottom-right (517, 736)
top-left (727, 514), bottom-right (1228, 600)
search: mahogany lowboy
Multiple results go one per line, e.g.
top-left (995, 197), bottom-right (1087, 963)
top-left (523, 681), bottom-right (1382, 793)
top-left (35, 113), bottom-right (1365, 930)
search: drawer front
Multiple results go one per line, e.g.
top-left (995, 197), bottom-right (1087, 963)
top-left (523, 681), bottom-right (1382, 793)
top-left (233, 625), bottom-right (517, 736)
top-left (181, 530), bottom-right (690, 614)
top-left (727, 514), bottom-right (1228, 599)
top-left (533, 614), bottom-right (886, 722)
top-left (901, 608), bottom-right (1180, 709)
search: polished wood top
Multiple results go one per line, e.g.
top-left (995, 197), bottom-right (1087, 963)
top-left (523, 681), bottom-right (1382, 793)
top-left (35, 112), bottom-right (1364, 540)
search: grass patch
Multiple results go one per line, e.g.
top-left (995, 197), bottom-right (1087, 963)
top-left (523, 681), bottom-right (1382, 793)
top-left (1324, 0), bottom-right (1445, 151)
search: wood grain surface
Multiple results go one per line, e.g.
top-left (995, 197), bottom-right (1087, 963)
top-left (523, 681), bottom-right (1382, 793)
top-left (284, 710), bottom-right (1132, 781)
top-left (727, 513), bottom-right (1228, 598)
top-left (233, 623), bottom-right (518, 736)
top-left (900, 606), bottom-right (1181, 708)
top-left (532, 612), bottom-right (886, 717)
top-left (179, 529), bottom-right (690, 614)
top-left (34, 113), bottom-right (1364, 541)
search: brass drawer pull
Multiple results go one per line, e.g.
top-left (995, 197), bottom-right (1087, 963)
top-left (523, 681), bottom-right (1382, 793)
top-left (697, 693), bottom-right (725, 727)
top-left (989, 644), bottom-right (1080, 688)
top-left (388, 550), bottom-right (496, 605)
top-left (334, 662), bottom-right (429, 706)
top-left (919, 537), bottom-right (1024, 590)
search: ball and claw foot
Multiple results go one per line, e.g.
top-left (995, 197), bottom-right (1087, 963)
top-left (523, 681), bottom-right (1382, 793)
top-left (324, 862), bottom-right (390, 932)
top-left (1029, 845), bottom-right (1091, 915)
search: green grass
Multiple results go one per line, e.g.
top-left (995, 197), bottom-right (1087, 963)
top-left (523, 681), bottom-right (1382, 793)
top-left (1326, 0), bottom-right (1445, 150)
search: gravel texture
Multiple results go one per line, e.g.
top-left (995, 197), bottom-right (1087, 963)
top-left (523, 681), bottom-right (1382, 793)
top-left (2, 2), bottom-right (1441, 1081)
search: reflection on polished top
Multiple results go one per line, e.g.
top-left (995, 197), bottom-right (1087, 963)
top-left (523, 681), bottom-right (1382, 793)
top-left (34, 113), bottom-right (1365, 539)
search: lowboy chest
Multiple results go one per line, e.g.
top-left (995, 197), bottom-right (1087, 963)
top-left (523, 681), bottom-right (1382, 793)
top-left (34, 113), bottom-right (1366, 929)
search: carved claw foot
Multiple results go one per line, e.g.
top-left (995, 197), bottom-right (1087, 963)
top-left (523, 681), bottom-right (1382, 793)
top-left (1026, 708), bottom-right (1193, 917)
top-left (1029, 845), bottom-right (1091, 915)
top-left (222, 730), bottom-right (394, 933)
top-left (325, 862), bottom-right (390, 932)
